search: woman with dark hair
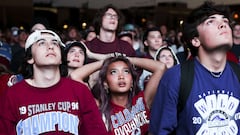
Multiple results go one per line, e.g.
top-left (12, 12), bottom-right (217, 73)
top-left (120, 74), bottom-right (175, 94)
top-left (71, 56), bottom-right (166, 134)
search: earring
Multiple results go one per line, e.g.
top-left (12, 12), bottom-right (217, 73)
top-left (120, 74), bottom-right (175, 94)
top-left (130, 83), bottom-right (133, 92)
top-left (104, 84), bottom-right (109, 94)
top-left (105, 88), bottom-right (109, 94)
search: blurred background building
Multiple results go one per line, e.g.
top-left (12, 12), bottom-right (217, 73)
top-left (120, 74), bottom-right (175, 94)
top-left (0, 0), bottom-right (239, 31)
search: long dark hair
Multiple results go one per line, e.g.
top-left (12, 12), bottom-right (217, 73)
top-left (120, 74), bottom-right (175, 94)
top-left (93, 4), bottom-right (124, 35)
top-left (20, 46), bottom-right (68, 79)
top-left (92, 56), bottom-right (141, 131)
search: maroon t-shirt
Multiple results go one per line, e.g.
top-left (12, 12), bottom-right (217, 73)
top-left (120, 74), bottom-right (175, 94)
top-left (0, 74), bottom-right (12, 97)
top-left (108, 91), bottom-right (150, 135)
top-left (0, 77), bottom-right (107, 135)
top-left (86, 37), bottom-right (136, 62)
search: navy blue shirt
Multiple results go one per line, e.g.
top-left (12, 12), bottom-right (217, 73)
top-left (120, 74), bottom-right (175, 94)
top-left (150, 58), bottom-right (240, 135)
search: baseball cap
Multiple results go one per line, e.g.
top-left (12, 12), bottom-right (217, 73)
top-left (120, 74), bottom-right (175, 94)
top-left (123, 24), bottom-right (135, 31)
top-left (11, 27), bottom-right (19, 37)
top-left (0, 41), bottom-right (12, 68)
top-left (118, 31), bottom-right (133, 39)
top-left (64, 41), bottom-right (87, 64)
top-left (25, 30), bottom-right (65, 50)
top-left (64, 41), bottom-right (86, 54)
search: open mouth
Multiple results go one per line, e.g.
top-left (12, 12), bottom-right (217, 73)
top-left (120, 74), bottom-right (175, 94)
top-left (118, 82), bottom-right (126, 87)
top-left (46, 53), bottom-right (56, 57)
top-left (72, 59), bottom-right (80, 62)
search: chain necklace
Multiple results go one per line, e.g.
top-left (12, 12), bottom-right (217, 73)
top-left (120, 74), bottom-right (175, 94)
top-left (210, 71), bottom-right (223, 78)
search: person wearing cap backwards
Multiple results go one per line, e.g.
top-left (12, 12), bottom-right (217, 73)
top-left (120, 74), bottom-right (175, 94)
top-left (0, 30), bottom-right (107, 134)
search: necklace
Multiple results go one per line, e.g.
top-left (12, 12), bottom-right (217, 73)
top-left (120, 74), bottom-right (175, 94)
top-left (210, 71), bottom-right (223, 78)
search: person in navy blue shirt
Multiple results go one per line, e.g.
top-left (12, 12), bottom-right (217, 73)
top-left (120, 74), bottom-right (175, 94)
top-left (149, 1), bottom-right (240, 135)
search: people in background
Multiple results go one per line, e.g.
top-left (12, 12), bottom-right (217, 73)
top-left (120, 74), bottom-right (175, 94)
top-left (142, 27), bottom-right (164, 59)
top-left (154, 45), bottom-right (180, 68)
top-left (139, 45), bottom-right (179, 90)
top-left (84, 29), bottom-right (97, 42)
top-left (10, 28), bottom-right (29, 73)
top-left (230, 22), bottom-right (240, 63)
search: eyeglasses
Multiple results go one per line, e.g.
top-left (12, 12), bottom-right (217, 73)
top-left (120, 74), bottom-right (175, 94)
top-left (104, 13), bottom-right (119, 20)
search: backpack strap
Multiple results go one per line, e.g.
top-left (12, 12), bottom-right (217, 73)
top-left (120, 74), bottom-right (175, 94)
top-left (178, 60), bottom-right (240, 113)
top-left (228, 61), bottom-right (240, 82)
top-left (178, 60), bottom-right (194, 113)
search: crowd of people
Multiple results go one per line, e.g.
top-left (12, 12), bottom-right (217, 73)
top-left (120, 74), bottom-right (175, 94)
top-left (1, 1), bottom-right (240, 134)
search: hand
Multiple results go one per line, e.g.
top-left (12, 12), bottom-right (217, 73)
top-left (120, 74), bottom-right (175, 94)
top-left (113, 52), bottom-right (126, 57)
top-left (79, 41), bottom-right (93, 58)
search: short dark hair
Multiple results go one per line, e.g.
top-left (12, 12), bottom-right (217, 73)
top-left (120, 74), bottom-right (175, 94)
top-left (142, 27), bottom-right (162, 52)
top-left (92, 4), bottom-right (124, 35)
top-left (182, 1), bottom-right (232, 56)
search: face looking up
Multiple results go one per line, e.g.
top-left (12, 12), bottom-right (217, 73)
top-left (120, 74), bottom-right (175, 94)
top-left (196, 14), bottom-right (232, 51)
top-left (104, 61), bottom-right (133, 95)
top-left (29, 33), bottom-right (62, 67)
top-left (101, 8), bottom-right (119, 32)
top-left (157, 49), bottom-right (174, 68)
top-left (67, 46), bottom-right (85, 68)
